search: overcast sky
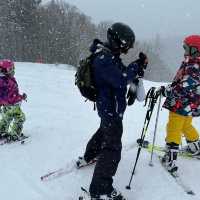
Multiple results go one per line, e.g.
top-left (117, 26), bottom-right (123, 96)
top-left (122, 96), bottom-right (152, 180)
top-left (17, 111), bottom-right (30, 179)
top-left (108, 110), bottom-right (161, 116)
top-left (43, 0), bottom-right (200, 40)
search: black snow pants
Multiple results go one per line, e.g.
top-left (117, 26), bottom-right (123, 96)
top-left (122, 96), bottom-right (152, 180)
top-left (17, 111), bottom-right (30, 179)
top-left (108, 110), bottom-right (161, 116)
top-left (84, 118), bottom-right (123, 196)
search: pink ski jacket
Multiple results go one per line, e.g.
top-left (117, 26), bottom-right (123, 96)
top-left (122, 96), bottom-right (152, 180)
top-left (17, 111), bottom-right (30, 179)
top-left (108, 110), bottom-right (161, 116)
top-left (0, 75), bottom-right (24, 106)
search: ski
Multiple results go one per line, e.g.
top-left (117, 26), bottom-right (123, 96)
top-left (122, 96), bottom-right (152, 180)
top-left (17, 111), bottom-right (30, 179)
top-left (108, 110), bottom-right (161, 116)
top-left (41, 161), bottom-right (76, 181)
top-left (40, 159), bottom-right (97, 181)
top-left (146, 143), bottom-right (200, 160)
top-left (139, 140), bottom-right (195, 195)
top-left (41, 142), bottom-right (138, 182)
top-left (0, 135), bottom-right (29, 145)
top-left (79, 187), bottom-right (90, 200)
top-left (156, 154), bottom-right (195, 195)
top-left (136, 139), bottom-right (200, 160)
top-left (179, 147), bottom-right (200, 160)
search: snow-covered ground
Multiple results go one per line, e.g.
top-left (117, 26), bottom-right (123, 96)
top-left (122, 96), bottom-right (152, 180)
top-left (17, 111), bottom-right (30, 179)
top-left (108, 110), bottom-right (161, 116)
top-left (0, 62), bottom-right (199, 200)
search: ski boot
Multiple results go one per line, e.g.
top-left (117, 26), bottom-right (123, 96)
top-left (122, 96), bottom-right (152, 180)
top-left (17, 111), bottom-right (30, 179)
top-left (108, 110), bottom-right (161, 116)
top-left (6, 134), bottom-right (20, 142)
top-left (0, 132), bottom-right (8, 139)
top-left (79, 187), bottom-right (126, 200)
top-left (186, 140), bottom-right (200, 158)
top-left (91, 188), bottom-right (126, 200)
top-left (76, 156), bottom-right (97, 169)
top-left (162, 143), bottom-right (179, 175)
top-left (5, 132), bottom-right (27, 143)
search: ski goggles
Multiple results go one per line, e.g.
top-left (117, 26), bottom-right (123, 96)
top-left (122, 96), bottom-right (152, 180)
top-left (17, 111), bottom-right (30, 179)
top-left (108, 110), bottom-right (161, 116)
top-left (183, 43), bottom-right (199, 57)
top-left (1, 66), bottom-right (15, 76)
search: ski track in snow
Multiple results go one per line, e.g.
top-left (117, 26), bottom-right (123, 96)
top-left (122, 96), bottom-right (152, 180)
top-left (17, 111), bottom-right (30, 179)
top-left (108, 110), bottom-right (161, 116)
top-left (0, 62), bottom-right (199, 200)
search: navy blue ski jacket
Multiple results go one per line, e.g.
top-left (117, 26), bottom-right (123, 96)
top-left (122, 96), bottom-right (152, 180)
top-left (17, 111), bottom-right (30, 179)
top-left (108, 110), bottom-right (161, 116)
top-left (90, 41), bottom-right (140, 121)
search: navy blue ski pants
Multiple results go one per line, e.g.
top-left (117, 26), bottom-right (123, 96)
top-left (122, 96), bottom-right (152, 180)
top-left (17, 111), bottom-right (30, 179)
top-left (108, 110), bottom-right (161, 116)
top-left (84, 118), bottom-right (123, 196)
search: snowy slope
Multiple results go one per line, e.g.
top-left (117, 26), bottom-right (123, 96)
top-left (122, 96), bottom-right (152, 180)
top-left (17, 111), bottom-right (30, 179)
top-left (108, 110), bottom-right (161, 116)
top-left (0, 62), bottom-right (199, 200)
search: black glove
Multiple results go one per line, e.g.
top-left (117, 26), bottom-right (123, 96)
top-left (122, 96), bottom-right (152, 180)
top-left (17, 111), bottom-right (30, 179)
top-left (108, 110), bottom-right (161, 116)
top-left (139, 52), bottom-right (148, 68)
top-left (89, 38), bottom-right (103, 52)
top-left (156, 86), bottom-right (166, 97)
top-left (127, 88), bottom-right (137, 106)
top-left (135, 52), bottom-right (148, 78)
top-left (22, 93), bottom-right (27, 101)
top-left (93, 38), bottom-right (103, 46)
top-left (137, 68), bottom-right (144, 78)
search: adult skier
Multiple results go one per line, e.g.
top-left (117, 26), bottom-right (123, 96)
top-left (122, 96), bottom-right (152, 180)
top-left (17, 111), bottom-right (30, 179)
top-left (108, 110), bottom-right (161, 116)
top-left (77, 22), bottom-right (148, 200)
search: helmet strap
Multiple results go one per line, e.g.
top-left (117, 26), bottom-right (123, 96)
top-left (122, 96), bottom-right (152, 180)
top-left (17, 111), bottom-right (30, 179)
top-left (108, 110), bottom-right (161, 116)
top-left (183, 44), bottom-right (200, 58)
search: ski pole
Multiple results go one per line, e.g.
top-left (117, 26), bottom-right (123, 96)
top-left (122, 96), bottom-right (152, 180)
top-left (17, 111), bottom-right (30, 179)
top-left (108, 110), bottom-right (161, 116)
top-left (149, 92), bottom-right (162, 167)
top-left (126, 87), bottom-right (157, 190)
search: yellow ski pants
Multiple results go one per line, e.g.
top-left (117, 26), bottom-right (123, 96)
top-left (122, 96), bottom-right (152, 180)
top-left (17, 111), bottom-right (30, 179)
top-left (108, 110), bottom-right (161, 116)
top-left (166, 111), bottom-right (199, 145)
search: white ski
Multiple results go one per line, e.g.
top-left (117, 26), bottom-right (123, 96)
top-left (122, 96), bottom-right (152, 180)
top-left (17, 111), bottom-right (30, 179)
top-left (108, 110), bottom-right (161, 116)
top-left (40, 159), bottom-right (96, 181)
top-left (41, 142), bottom-right (138, 182)
top-left (156, 154), bottom-right (195, 195)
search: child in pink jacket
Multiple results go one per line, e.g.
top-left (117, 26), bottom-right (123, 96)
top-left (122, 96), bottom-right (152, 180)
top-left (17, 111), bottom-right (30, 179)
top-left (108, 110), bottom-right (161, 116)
top-left (0, 59), bottom-right (27, 141)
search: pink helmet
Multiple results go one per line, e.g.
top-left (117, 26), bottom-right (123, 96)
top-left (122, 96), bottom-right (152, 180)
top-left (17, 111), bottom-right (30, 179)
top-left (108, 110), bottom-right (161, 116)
top-left (0, 59), bottom-right (15, 75)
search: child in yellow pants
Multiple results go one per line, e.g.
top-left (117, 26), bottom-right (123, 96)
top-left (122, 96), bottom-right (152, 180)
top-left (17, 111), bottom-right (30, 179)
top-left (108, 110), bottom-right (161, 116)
top-left (159, 35), bottom-right (200, 173)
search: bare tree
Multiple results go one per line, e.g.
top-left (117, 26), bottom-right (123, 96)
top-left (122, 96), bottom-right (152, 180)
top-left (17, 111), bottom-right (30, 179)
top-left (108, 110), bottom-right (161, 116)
top-left (0, 0), bottom-right (172, 81)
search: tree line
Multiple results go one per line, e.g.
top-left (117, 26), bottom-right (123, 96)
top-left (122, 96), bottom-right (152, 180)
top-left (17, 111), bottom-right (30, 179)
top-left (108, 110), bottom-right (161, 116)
top-left (0, 0), bottom-right (173, 81)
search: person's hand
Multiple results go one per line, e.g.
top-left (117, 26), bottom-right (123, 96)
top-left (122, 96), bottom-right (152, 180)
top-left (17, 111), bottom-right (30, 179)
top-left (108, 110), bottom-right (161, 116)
top-left (156, 86), bottom-right (166, 97)
top-left (138, 52), bottom-right (148, 69)
top-left (127, 88), bottom-right (136, 106)
top-left (137, 68), bottom-right (144, 78)
top-left (22, 93), bottom-right (27, 101)
top-left (135, 52), bottom-right (148, 78)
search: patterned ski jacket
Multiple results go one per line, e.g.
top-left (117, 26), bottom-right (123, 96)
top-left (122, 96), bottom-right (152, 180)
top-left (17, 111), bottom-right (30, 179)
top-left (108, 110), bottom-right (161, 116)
top-left (0, 74), bottom-right (24, 106)
top-left (163, 57), bottom-right (200, 117)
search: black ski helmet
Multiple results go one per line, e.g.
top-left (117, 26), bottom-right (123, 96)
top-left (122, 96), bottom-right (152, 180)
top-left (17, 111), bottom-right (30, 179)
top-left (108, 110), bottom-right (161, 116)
top-left (107, 22), bottom-right (135, 53)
